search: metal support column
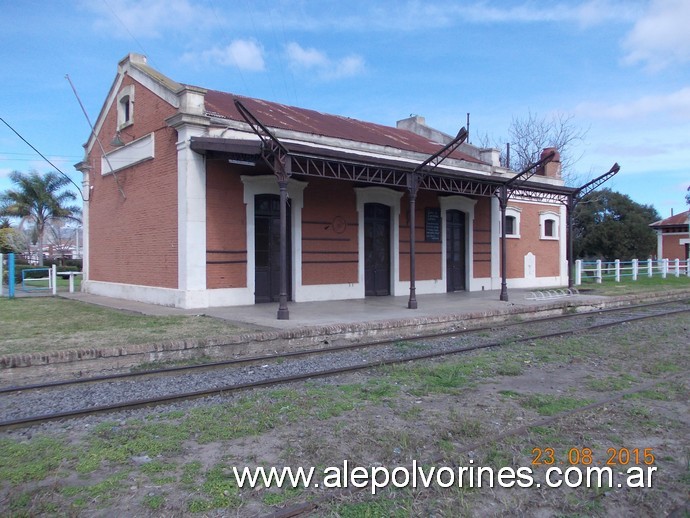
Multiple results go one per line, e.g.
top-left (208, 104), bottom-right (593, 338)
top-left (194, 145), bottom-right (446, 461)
top-left (277, 177), bottom-right (290, 320)
top-left (496, 150), bottom-right (557, 303)
top-left (499, 185), bottom-right (509, 301)
top-left (566, 163), bottom-right (620, 289)
top-left (566, 194), bottom-right (575, 289)
top-left (407, 173), bottom-right (419, 309)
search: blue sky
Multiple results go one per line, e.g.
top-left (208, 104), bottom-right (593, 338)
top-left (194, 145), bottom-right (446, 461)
top-left (1, 0), bottom-right (688, 217)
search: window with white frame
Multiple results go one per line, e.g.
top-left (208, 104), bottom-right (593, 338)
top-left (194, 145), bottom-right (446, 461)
top-left (503, 206), bottom-right (521, 238)
top-left (539, 211), bottom-right (559, 240)
top-left (117, 85), bottom-right (135, 129)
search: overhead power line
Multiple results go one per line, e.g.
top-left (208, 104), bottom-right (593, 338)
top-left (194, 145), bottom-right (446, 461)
top-left (0, 116), bottom-right (86, 201)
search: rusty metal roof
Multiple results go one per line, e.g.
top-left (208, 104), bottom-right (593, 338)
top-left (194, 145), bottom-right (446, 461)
top-left (650, 209), bottom-right (690, 228)
top-left (202, 89), bottom-right (484, 165)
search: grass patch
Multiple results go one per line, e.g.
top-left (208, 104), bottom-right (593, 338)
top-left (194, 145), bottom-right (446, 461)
top-left (61, 471), bottom-right (129, 505)
top-left (518, 394), bottom-right (593, 416)
top-left (627, 381), bottom-right (687, 401)
top-left (330, 497), bottom-right (411, 517)
top-left (143, 493), bottom-right (165, 510)
top-left (580, 275), bottom-right (690, 295)
top-left (186, 463), bottom-right (241, 512)
top-left (0, 297), bottom-right (248, 356)
top-left (388, 357), bottom-right (491, 395)
top-left (0, 436), bottom-right (73, 484)
top-left (262, 486), bottom-right (303, 506)
top-left (495, 361), bottom-right (523, 376)
top-left (587, 373), bottom-right (637, 392)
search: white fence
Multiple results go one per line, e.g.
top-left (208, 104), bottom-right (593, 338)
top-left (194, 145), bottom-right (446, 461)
top-left (575, 258), bottom-right (690, 285)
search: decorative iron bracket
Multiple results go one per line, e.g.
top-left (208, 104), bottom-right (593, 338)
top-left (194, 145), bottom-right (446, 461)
top-left (573, 163), bottom-right (620, 202)
top-left (411, 127), bottom-right (468, 190)
top-left (234, 99), bottom-right (291, 181)
top-left (496, 149), bottom-right (557, 206)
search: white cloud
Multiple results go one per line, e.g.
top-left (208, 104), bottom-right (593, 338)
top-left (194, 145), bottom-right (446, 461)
top-left (85, 0), bottom-right (218, 38)
top-left (285, 43), bottom-right (329, 68)
top-left (622, 0), bottom-right (690, 71)
top-left (456, 0), bottom-right (639, 26)
top-left (181, 40), bottom-right (266, 72)
top-left (254, 1), bottom-right (641, 33)
top-left (576, 86), bottom-right (690, 121)
top-left (285, 42), bottom-right (364, 80)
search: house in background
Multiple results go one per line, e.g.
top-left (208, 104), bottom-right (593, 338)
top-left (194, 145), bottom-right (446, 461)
top-left (650, 209), bottom-right (690, 261)
top-left (76, 53), bottom-right (574, 313)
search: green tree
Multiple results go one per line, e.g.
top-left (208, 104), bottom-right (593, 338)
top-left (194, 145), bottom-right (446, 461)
top-left (0, 217), bottom-right (15, 253)
top-left (0, 171), bottom-right (81, 265)
top-left (573, 188), bottom-right (659, 261)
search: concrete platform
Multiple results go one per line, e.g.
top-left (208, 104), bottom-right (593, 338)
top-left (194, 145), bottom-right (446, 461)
top-left (59, 288), bottom-right (601, 331)
top-left (3, 286), bottom-right (688, 385)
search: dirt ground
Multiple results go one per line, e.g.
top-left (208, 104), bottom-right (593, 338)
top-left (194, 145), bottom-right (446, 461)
top-left (1, 312), bottom-right (688, 517)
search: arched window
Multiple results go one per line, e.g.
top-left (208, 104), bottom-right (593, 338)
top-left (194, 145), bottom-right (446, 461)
top-left (503, 206), bottom-right (521, 238)
top-left (539, 211), bottom-right (560, 240)
top-left (117, 85), bottom-right (135, 129)
top-left (505, 215), bottom-right (516, 235)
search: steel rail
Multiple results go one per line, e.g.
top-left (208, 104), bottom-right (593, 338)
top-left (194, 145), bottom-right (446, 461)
top-left (0, 298), bottom-right (685, 395)
top-left (0, 304), bottom-right (687, 431)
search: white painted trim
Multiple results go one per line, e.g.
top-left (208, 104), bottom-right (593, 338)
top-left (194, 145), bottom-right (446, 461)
top-left (81, 173), bottom-right (90, 284)
top-left (354, 186), bottom-right (404, 295)
top-left (524, 252), bottom-right (536, 279)
top-left (559, 203), bottom-right (568, 284)
top-left (176, 125), bottom-right (208, 296)
top-left (116, 84), bottom-right (135, 129)
top-left (656, 231), bottom-right (663, 259)
top-left (295, 283), bottom-right (363, 302)
top-left (87, 74), bottom-right (125, 157)
top-left (126, 63), bottom-right (181, 108)
top-left (206, 287), bottom-right (254, 307)
top-left (539, 210), bottom-right (560, 240)
top-left (503, 205), bottom-right (522, 238)
top-left (101, 133), bottom-right (154, 175)
top-left (413, 278), bottom-right (447, 295)
top-left (440, 195), bottom-right (478, 293)
top-left (490, 196), bottom-right (500, 288)
top-left (503, 276), bottom-right (565, 289)
top-left (84, 280), bottom-right (178, 307)
top-left (241, 175), bottom-right (308, 303)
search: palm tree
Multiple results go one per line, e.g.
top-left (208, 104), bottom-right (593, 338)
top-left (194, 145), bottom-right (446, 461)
top-left (0, 170), bottom-right (81, 265)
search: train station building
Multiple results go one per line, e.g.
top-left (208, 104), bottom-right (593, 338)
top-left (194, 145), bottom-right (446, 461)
top-left (77, 53), bottom-right (574, 314)
top-left (650, 210), bottom-right (690, 261)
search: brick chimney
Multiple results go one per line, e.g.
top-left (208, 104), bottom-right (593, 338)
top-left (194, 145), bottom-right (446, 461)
top-left (536, 147), bottom-right (561, 178)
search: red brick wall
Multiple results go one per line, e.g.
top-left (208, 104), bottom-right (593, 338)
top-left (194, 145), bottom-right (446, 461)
top-left (473, 197), bottom-right (492, 278)
top-left (662, 233), bottom-right (688, 260)
top-left (506, 202), bottom-right (560, 278)
top-left (399, 191), bottom-right (443, 282)
top-left (301, 179), bottom-right (359, 285)
top-left (88, 75), bottom-right (179, 288)
top-left (206, 163), bottom-right (247, 288)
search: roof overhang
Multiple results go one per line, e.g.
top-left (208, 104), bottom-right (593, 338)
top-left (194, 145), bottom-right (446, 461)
top-left (189, 136), bottom-right (575, 201)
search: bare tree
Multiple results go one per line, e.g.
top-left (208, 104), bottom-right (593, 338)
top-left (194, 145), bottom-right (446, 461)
top-left (507, 111), bottom-right (588, 185)
top-left (476, 111), bottom-right (588, 186)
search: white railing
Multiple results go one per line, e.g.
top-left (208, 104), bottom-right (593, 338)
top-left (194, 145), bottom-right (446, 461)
top-left (574, 258), bottom-right (689, 285)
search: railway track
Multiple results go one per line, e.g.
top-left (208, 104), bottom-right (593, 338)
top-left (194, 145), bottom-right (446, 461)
top-left (0, 299), bottom-right (687, 430)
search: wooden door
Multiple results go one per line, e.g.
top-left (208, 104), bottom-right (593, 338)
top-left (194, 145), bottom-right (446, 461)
top-left (364, 203), bottom-right (391, 296)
